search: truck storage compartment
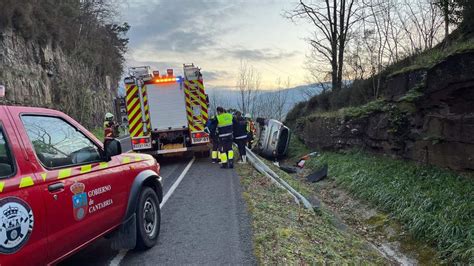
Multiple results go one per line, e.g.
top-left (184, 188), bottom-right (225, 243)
top-left (146, 82), bottom-right (188, 131)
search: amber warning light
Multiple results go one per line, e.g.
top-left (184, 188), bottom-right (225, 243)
top-left (0, 85), bottom-right (5, 98)
top-left (153, 77), bottom-right (182, 83)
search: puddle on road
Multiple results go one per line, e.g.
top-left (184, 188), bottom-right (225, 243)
top-left (296, 176), bottom-right (440, 265)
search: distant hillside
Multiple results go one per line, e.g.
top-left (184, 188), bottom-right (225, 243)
top-left (206, 83), bottom-right (325, 118)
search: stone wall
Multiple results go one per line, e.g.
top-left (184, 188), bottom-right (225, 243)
top-left (296, 52), bottom-right (474, 171)
top-left (0, 29), bottom-right (118, 128)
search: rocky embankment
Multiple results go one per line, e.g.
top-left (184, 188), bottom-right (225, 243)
top-left (0, 29), bottom-right (117, 128)
top-left (295, 52), bottom-right (474, 171)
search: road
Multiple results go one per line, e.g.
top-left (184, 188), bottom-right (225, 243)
top-left (60, 137), bottom-right (255, 265)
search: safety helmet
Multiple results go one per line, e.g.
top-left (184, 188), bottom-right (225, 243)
top-left (244, 113), bottom-right (251, 119)
top-left (105, 112), bottom-right (114, 120)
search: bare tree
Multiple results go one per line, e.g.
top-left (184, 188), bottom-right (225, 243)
top-left (236, 60), bottom-right (261, 116)
top-left (208, 89), bottom-right (231, 116)
top-left (287, 0), bottom-right (361, 92)
top-left (273, 77), bottom-right (291, 121)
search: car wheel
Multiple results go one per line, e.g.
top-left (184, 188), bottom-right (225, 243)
top-left (135, 187), bottom-right (161, 250)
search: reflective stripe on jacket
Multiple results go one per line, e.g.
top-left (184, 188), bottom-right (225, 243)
top-left (233, 116), bottom-right (248, 139)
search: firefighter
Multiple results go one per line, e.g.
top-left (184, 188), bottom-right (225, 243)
top-left (104, 112), bottom-right (119, 139)
top-left (245, 113), bottom-right (256, 148)
top-left (233, 111), bottom-right (248, 163)
top-left (216, 106), bottom-right (234, 168)
top-left (205, 115), bottom-right (219, 163)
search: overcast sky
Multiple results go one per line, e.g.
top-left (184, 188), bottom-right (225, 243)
top-left (118, 0), bottom-right (313, 89)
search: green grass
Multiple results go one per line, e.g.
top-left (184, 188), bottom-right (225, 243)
top-left (390, 36), bottom-right (474, 76)
top-left (307, 99), bottom-right (388, 120)
top-left (288, 136), bottom-right (474, 263)
top-left (236, 163), bottom-right (386, 264)
top-left (89, 127), bottom-right (104, 140)
top-left (89, 126), bottom-right (128, 141)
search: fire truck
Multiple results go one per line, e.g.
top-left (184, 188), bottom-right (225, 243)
top-left (123, 64), bottom-right (210, 155)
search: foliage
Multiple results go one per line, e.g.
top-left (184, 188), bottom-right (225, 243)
top-left (0, 0), bottom-right (129, 83)
top-left (236, 163), bottom-right (386, 264)
top-left (338, 99), bottom-right (387, 118)
top-left (90, 127), bottom-right (104, 141)
top-left (287, 136), bottom-right (474, 263)
top-left (397, 85), bottom-right (424, 103)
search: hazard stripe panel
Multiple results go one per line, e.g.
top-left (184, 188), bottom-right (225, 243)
top-left (125, 84), bottom-right (151, 138)
top-left (184, 79), bottom-right (209, 134)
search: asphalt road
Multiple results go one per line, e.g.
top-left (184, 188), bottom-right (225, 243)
top-left (61, 136), bottom-right (255, 265)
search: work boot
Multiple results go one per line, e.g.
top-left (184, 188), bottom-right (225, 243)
top-left (212, 158), bottom-right (218, 164)
top-left (229, 159), bottom-right (234, 169)
top-left (242, 155), bottom-right (247, 163)
top-left (221, 163), bottom-right (228, 169)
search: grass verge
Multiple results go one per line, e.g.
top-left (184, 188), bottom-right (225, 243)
top-left (288, 135), bottom-right (473, 263)
top-left (89, 127), bottom-right (128, 141)
top-left (90, 127), bottom-right (104, 141)
top-left (236, 162), bottom-right (386, 264)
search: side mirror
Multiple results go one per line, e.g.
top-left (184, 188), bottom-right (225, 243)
top-left (104, 138), bottom-right (122, 161)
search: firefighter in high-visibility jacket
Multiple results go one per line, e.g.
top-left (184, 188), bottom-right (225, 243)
top-left (204, 115), bottom-right (219, 163)
top-left (216, 106), bottom-right (235, 168)
top-left (104, 112), bottom-right (119, 139)
top-left (233, 111), bottom-right (249, 163)
top-left (245, 113), bottom-right (256, 148)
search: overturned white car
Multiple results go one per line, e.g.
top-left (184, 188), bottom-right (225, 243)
top-left (254, 118), bottom-right (291, 158)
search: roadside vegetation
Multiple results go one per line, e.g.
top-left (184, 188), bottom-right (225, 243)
top-left (90, 126), bottom-right (127, 141)
top-left (236, 162), bottom-right (386, 264)
top-left (90, 127), bottom-right (105, 141)
top-left (285, 136), bottom-right (473, 263)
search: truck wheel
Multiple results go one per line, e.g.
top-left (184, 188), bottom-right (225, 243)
top-left (135, 187), bottom-right (161, 250)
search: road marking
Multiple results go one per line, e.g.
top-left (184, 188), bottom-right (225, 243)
top-left (160, 157), bottom-right (195, 208)
top-left (108, 157), bottom-right (196, 266)
top-left (109, 249), bottom-right (128, 266)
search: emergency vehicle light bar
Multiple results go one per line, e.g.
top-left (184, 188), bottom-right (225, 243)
top-left (153, 77), bottom-right (182, 83)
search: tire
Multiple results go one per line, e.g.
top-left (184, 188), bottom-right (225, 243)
top-left (135, 187), bottom-right (161, 250)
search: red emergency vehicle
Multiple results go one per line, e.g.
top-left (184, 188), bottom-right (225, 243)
top-left (123, 65), bottom-right (210, 156)
top-left (0, 105), bottom-right (163, 265)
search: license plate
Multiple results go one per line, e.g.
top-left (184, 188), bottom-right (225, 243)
top-left (133, 143), bottom-right (152, 149)
top-left (192, 137), bottom-right (209, 144)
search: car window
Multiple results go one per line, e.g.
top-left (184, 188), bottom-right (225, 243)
top-left (0, 125), bottom-right (15, 178)
top-left (22, 115), bottom-right (102, 168)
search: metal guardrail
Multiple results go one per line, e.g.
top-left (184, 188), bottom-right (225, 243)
top-left (245, 147), bottom-right (314, 210)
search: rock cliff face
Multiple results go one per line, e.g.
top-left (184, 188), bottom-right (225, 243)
top-left (0, 29), bottom-right (117, 128)
top-left (296, 52), bottom-right (474, 171)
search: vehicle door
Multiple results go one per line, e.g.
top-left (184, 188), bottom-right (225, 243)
top-left (0, 110), bottom-right (47, 265)
top-left (18, 114), bottom-right (127, 263)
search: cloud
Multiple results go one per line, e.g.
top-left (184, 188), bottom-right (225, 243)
top-left (123, 0), bottom-right (238, 52)
top-left (201, 70), bottom-right (231, 81)
top-left (225, 48), bottom-right (298, 61)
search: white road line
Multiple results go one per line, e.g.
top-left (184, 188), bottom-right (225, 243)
top-left (109, 157), bottom-right (196, 266)
top-left (109, 249), bottom-right (128, 266)
top-left (160, 157), bottom-right (195, 208)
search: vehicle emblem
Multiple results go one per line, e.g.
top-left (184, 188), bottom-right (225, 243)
top-left (0, 197), bottom-right (34, 254)
top-left (71, 182), bottom-right (87, 221)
